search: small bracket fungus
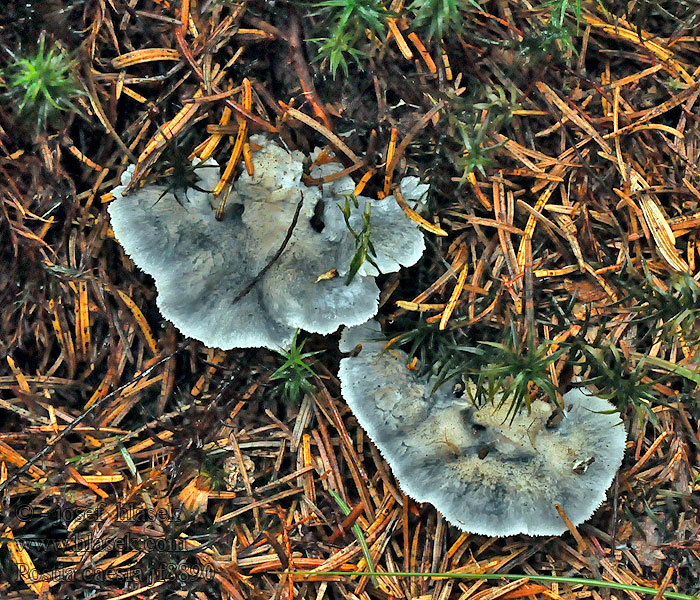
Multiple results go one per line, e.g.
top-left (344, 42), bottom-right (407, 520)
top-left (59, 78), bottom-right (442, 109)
top-left (338, 320), bottom-right (627, 536)
top-left (108, 136), bottom-right (427, 349)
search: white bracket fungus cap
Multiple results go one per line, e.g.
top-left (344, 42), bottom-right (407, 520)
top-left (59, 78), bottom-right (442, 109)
top-left (339, 320), bottom-right (627, 537)
top-left (107, 136), bottom-right (427, 349)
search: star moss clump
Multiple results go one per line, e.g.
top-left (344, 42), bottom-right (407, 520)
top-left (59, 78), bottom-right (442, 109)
top-left (2, 36), bottom-right (82, 132)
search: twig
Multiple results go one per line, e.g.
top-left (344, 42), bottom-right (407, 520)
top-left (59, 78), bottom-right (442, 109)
top-left (289, 11), bottom-right (332, 131)
top-left (386, 101), bottom-right (445, 177)
top-left (232, 196), bottom-right (305, 304)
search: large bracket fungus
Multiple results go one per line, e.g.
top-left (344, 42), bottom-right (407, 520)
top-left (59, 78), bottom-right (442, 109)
top-left (339, 320), bottom-right (627, 537)
top-left (108, 136), bottom-right (426, 349)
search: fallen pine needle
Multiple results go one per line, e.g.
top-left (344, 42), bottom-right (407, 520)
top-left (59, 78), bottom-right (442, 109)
top-left (394, 186), bottom-right (447, 236)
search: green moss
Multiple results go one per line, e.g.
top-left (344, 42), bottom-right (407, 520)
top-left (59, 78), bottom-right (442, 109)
top-left (309, 0), bottom-right (393, 78)
top-left (408, 0), bottom-right (481, 41)
top-left (270, 330), bottom-right (322, 404)
top-left (2, 35), bottom-right (83, 133)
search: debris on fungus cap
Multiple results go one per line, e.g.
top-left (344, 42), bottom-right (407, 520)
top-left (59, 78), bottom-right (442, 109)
top-left (107, 136), bottom-right (427, 350)
top-left (338, 320), bottom-right (627, 537)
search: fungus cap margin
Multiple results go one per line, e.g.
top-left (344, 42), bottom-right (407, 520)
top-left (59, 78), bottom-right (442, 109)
top-left (338, 320), bottom-right (627, 536)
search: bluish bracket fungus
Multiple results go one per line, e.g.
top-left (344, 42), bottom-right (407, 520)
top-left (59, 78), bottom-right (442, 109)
top-left (339, 320), bottom-right (627, 537)
top-left (108, 136), bottom-right (427, 349)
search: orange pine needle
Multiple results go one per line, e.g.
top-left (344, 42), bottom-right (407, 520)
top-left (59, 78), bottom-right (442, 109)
top-left (439, 264), bottom-right (469, 330)
top-left (394, 186), bottom-right (447, 236)
top-left (384, 128), bottom-right (398, 197)
top-left (116, 290), bottom-right (158, 354)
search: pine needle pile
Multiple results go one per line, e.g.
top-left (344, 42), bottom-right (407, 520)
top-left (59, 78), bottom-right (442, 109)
top-left (0, 0), bottom-right (698, 598)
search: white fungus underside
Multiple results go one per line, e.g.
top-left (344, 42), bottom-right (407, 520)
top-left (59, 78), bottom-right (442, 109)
top-left (339, 320), bottom-right (627, 537)
top-left (107, 137), bottom-right (427, 349)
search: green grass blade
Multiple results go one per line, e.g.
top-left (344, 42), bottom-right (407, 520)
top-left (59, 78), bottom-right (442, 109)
top-left (328, 490), bottom-right (375, 585)
top-left (286, 570), bottom-right (695, 599)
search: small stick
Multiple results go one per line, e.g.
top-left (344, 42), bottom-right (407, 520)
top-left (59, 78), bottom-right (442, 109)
top-left (232, 197), bottom-right (305, 304)
top-left (303, 161), bottom-right (365, 186)
top-left (386, 101), bottom-right (445, 177)
top-left (289, 12), bottom-right (332, 131)
top-left (285, 107), bottom-right (362, 164)
top-left (327, 502), bottom-right (366, 544)
top-left (554, 503), bottom-right (587, 552)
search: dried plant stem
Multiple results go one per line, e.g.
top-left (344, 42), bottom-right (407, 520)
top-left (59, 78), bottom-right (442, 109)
top-left (232, 197), bottom-right (305, 304)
